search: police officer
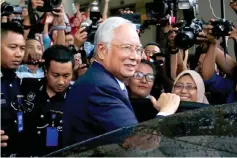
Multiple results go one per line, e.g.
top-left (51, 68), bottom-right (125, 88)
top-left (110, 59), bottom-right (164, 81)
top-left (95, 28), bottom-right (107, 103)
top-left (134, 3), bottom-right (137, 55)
top-left (1, 22), bottom-right (26, 156)
top-left (20, 45), bottom-right (74, 156)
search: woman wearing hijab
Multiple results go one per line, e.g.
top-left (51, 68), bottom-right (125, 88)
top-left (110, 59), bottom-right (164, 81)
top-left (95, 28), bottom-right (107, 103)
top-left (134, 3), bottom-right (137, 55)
top-left (172, 70), bottom-right (209, 104)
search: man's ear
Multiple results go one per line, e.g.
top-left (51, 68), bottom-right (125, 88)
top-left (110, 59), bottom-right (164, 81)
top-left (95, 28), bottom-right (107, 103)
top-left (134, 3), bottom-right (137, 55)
top-left (44, 68), bottom-right (48, 77)
top-left (97, 43), bottom-right (107, 60)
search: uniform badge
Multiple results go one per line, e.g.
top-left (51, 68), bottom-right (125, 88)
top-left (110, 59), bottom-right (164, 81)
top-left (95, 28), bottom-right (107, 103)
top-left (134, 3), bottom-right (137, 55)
top-left (1, 93), bottom-right (6, 105)
top-left (1, 98), bottom-right (6, 104)
top-left (27, 92), bottom-right (36, 101)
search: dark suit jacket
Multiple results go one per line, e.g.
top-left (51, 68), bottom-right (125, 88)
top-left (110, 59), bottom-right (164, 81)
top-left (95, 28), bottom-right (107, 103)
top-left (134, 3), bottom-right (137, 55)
top-left (62, 62), bottom-right (138, 146)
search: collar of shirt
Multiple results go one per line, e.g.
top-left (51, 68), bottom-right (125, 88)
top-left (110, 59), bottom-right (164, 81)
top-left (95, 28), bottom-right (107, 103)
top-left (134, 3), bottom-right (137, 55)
top-left (94, 60), bottom-right (126, 91)
top-left (146, 94), bottom-right (151, 99)
top-left (38, 81), bottom-right (67, 103)
top-left (115, 78), bottom-right (126, 91)
top-left (17, 65), bottom-right (43, 74)
top-left (1, 67), bottom-right (17, 81)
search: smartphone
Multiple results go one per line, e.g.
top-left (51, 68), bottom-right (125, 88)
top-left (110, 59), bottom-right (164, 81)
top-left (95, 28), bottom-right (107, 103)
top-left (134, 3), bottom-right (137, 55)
top-left (79, 49), bottom-right (89, 68)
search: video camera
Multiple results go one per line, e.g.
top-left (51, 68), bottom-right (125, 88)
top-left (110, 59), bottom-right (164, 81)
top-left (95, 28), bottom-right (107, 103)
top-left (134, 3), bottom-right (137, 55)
top-left (36, 0), bottom-right (62, 12)
top-left (145, 0), bottom-right (176, 26)
top-left (1, 2), bottom-right (23, 16)
top-left (174, 19), bottom-right (204, 50)
top-left (80, 0), bottom-right (101, 44)
top-left (144, 0), bottom-right (198, 27)
top-left (174, 18), bottom-right (233, 50)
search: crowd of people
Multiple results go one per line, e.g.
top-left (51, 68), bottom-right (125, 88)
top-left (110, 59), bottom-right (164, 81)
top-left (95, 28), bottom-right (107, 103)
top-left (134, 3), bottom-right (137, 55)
top-left (1, 0), bottom-right (237, 156)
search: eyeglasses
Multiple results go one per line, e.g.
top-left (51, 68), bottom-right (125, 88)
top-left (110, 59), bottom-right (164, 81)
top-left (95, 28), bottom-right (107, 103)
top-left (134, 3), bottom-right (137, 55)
top-left (111, 44), bottom-right (144, 56)
top-left (133, 72), bottom-right (155, 82)
top-left (174, 83), bottom-right (197, 91)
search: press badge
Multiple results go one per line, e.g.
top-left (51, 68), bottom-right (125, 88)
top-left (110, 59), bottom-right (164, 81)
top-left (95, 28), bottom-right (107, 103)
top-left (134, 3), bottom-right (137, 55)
top-left (17, 112), bottom-right (23, 132)
top-left (46, 127), bottom-right (58, 147)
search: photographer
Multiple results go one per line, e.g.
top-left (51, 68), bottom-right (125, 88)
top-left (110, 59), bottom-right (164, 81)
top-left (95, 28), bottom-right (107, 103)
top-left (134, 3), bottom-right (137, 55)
top-left (23, 0), bottom-right (66, 49)
top-left (167, 27), bottom-right (189, 80)
top-left (21, 7), bottom-right (28, 20)
top-left (159, 25), bottom-right (188, 92)
top-left (197, 20), bottom-right (237, 103)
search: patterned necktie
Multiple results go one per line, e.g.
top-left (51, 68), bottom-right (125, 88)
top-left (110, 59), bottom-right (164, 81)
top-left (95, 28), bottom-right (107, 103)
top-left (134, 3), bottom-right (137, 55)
top-left (123, 88), bottom-right (129, 98)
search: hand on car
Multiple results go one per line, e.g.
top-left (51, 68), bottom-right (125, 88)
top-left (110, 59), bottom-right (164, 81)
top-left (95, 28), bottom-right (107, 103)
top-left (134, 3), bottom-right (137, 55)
top-left (150, 93), bottom-right (180, 115)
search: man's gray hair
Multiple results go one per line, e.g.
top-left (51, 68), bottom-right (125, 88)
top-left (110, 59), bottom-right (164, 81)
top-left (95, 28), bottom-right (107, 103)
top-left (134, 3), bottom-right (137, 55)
top-left (93, 17), bottom-right (136, 54)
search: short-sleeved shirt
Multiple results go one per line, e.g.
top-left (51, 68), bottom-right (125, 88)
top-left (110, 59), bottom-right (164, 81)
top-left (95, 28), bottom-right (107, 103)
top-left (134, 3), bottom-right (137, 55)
top-left (204, 73), bottom-right (237, 103)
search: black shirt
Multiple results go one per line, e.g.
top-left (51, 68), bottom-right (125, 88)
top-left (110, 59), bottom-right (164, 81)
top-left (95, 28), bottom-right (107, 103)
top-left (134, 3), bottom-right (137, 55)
top-left (20, 78), bottom-right (71, 156)
top-left (1, 68), bottom-right (26, 157)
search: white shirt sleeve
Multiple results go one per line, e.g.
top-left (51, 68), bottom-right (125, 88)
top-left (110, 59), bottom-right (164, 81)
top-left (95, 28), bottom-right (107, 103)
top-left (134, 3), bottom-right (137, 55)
top-left (156, 112), bottom-right (171, 116)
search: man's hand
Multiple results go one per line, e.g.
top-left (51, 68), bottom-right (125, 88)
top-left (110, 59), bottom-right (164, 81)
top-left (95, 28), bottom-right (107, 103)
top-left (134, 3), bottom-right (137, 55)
top-left (1, 130), bottom-right (8, 147)
top-left (75, 2), bottom-right (80, 12)
top-left (229, 27), bottom-right (237, 40)
top-left (52, 5), bottom-right (65, 26)
top-left (150, 93), bottom-right (180, 115)
top-left (31, 0), bottom-right (44, 9)
top-left (197, 23), bottom-right (217, 44)
top-left (77, 64), bottom-right (88, 77)
top-left (74, 27), bottom-right (88, 47)
top-left (45, 14), bottom-right (54, 24)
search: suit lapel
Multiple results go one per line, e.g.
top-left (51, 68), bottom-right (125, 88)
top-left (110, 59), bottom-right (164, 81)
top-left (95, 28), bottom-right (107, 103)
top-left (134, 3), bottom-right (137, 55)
top-left (90, 62), bottom-right (134, 112)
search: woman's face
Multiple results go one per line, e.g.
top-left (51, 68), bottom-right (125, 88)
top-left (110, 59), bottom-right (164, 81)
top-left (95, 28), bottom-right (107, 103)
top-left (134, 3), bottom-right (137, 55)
top-left (128, 63), bottom-right (155, 98)
top-left (73, 17), bottom-right (81, 27)
top-left (172, 75), bottom-right (198, 102)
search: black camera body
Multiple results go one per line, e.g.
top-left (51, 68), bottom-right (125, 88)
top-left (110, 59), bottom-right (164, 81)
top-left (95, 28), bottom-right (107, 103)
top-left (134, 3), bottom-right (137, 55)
top-left (174, 19), bottom-right (203, 50)
top-left (90, 1), bottom-right (101, 25)
top-left (145, 0), bottom-right (175, 25)
top-left (211, 19), bottom-right (233, 37)
top-left (36, 0), bottom-right (62, 12)
top-left (1, 2), bottom-right (23, 16)
top-left (120, 13), bottom-right (141, 25)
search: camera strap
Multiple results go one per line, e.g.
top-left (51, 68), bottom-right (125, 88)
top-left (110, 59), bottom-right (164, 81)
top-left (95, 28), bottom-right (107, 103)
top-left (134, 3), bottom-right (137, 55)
top-left (220, 36), bottom-right (234, 70)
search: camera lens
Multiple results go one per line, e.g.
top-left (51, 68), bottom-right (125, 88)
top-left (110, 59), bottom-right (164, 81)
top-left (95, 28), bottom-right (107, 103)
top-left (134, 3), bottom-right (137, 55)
top-left (174, 30), bottom-right (196, 50)
top-left (212, 19), bottom-right (233, 37)
top-left (50, 0), bottom-right (62, 7)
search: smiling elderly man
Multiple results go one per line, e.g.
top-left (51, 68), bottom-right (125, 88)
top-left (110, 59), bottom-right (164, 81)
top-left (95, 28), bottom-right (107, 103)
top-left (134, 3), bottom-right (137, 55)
top-left (62, 17), bottom-right (180, 146)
